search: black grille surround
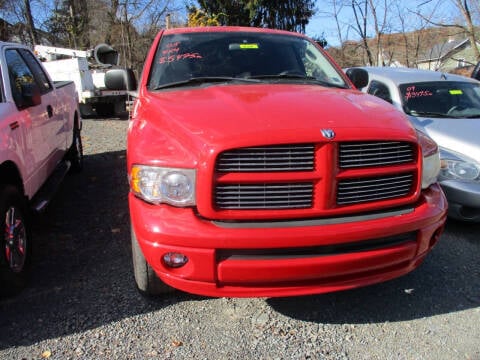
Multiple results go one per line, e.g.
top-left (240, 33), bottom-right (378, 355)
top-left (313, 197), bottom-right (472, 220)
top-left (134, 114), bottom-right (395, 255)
top-left (213, 142), bottom-right (419, 212)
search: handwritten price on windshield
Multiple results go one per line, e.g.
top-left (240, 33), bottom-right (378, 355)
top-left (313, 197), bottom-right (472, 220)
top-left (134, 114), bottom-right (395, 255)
top-left (405, 86), bottom-right (432, 100)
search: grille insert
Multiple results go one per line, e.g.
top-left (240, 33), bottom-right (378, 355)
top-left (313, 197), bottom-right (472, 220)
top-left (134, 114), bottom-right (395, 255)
top-left (216, 144), bottom-right (315, 172)
top-left (215, 183), bottom-right (313, 209)
top-left (339, 142), bottom-right (414, 168)
top-left (217, 231), bottom-right (417, 260)
top-left (337, 173), bottom-right (414, 205)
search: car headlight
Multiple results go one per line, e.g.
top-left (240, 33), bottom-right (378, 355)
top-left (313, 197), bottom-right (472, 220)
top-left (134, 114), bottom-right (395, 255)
top-left (130, 165), bottom-right (196, 206)
top-left (417, 130), bottom-right (440, 189)
top-left (440, 159), bottom-right (480, 181)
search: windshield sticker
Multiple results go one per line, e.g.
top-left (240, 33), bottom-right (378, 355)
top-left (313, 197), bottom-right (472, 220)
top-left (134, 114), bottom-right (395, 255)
top-left (449, 89), bottom-right (463, 95)
top-left (159, 52), bottom-right (203, 64)
top-left (405, 86), bottom-right (433, 100)
top-left (229, 43), bottom-right (260, 51)
top-left (240, 44), bottom-right (259, 49)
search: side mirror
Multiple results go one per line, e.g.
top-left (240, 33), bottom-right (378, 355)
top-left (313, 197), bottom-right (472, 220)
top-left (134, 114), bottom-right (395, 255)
top-left (471, 62), bottom-right (480, 81)
top-left (105, 68), bottom-right (137, 91)
top-left (345, 68), bottom-right (369, 89)
top-left (20, 83), bottom-right (41, 108)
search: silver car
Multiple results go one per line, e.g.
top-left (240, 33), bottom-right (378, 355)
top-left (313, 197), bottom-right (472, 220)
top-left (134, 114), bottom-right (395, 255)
top-left (348, 66), bottom-right (480, 222)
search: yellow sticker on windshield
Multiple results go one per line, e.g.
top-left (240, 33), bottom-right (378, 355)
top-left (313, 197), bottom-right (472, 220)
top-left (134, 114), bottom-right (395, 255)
top-left (449, 89), bottom-right (463, 95)
top-left (240, 44), bottom-right (259, 49)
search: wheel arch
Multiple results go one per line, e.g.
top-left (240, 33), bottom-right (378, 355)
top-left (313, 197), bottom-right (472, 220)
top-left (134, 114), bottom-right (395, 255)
top-left (74, 109), bottom-right (81, 130)
top-left (0, 161), bottom-right (25, 196)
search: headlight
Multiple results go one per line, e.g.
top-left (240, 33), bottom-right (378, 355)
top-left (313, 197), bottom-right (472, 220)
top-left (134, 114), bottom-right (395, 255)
top-left (417, 130), bottom-right (440, 189)
top-left (130, 165), bottom-right (196, 206)
top-left (440, 159), bottom-right (480, 181)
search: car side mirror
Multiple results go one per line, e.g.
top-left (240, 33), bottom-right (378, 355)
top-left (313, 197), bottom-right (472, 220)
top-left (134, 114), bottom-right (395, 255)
top-left (105, 68), bottom-right (137, 91)
top-left (471, 62), bottom-right (480, 81)
top-left (345, 68), bottom-right (369, 89)
top-left (20, 83), bottom-right (42, 108)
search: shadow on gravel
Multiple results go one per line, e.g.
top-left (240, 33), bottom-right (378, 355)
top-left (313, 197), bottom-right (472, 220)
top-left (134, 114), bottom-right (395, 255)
top-left (0, 150), bottom-right (199, 349)
top-left (268, 219), bottom-right (480, 324)
top-left (1, 147), bottom-right (479, 346)
top-left (81, 113), bottom-right (130, 121)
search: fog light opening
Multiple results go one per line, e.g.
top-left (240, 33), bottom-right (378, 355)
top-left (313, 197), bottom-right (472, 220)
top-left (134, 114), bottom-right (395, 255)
top-left (429, 226), bottom-right (444, 248)
top-left (163, 252), bottom-right (188, 268)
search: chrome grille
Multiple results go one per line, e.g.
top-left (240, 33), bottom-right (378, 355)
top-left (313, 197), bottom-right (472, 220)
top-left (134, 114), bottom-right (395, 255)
top-left (339, 142), bottom-right (414, 168)
top-left (337, 173), bottom-right (414, 205)
top-left (216, 144), bottom-right (315, 172)
top-left (215, 183), bottom-right (313, 209)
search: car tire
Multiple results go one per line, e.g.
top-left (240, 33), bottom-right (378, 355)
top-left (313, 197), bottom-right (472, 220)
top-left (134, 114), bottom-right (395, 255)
top-left (96, 103), bottom-right (114, 117)
top-left (0, 185), bottom-right (31, 297)
top-left (131, 225), bottom-right (174, 296)
top-left (68, 126), bottom-right (83, 173)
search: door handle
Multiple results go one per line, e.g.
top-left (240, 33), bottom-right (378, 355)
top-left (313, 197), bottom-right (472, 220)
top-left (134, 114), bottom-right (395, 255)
top-left (46, 105), bottom-right (53, 118)
top-left (9, 121), bottom-right (19, 130)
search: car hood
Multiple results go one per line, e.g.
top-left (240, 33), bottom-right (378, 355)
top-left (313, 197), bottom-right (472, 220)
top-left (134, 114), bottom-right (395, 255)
top-left (410, 115), bottom-right (480, 161)
top-left (140, 84), bottom-right (415, 152)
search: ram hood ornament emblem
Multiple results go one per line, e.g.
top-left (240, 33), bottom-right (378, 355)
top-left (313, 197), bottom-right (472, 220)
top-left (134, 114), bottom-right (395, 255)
top-left (321, 129), bottom-right (335, 140)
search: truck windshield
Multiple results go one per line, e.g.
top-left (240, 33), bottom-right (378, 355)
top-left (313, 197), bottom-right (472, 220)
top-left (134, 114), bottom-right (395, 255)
top-left (147, 31), bottom-right (348, 90)
top-left (400, 81), bottom-right (480, 118)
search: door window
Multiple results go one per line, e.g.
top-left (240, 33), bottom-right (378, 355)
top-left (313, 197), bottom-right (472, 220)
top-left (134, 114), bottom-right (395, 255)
top-left (5, 49), bottom-right (37, 108)
top-left (19, 49), bottom-right (52, 94)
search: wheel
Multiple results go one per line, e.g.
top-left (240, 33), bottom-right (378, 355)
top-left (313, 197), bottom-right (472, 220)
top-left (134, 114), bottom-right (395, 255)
top-left (67, 126), bottom-right (83, 173)
top-left (96, 103), bottom-right (114, 117)
top-left (131, 225), bottom-right (174, 296)
top-left (79, 103), bottom-right (94, 118)
top-left (0, 185), bottom-right (31, 296)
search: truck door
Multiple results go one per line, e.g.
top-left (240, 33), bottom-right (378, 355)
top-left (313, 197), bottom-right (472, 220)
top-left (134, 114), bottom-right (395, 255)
top-left (18, 49), bottom-right (66, 169)
top-left (4, 48), bottom-right (58, 195)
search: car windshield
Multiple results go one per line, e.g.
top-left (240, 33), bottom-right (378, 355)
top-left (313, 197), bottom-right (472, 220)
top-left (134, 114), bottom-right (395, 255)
top-left (400, 81), bottom-right (480, 118)
top-left (147, 31), bottom-right (348, 90)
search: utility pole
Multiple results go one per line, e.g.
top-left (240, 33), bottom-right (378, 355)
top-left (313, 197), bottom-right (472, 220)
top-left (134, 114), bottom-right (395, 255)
top-left (166, 14), bottom-right (171, 29)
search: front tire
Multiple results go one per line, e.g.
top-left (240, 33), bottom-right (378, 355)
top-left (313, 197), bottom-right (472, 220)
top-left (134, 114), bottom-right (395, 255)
top-left (0, 185), bottom-right (31, 296)
top-left (96, 103), bottom-right (114, 117)
top-left (131, 225), bottom-right (173, 296)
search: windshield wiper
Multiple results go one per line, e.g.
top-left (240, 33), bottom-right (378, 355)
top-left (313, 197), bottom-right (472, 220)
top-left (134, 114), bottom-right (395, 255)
top-left (409, 110), bottom-right (449, 118)
top-left (248, 74), bottom-right (348, 88)
top-left (152, 76), bottom-right (260, 90)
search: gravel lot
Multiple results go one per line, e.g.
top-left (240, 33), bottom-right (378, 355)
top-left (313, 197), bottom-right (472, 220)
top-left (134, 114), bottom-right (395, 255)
top-left (1, 118), bottom-right (479, 360)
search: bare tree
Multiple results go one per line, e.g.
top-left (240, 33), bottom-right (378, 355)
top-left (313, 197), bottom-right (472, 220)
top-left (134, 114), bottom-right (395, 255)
top-left (350, 0), bottom-right (375, 65)
top-left (417, 0), bottom-right (480, 61)
top-left (1, 0), bottom-right (38, 44)
top-left (367, 0), bottom-right (389, 65)
top-left (23, 0), bottom-right (38, 44)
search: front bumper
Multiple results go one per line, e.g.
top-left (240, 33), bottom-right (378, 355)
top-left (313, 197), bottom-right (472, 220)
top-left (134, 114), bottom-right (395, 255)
top-left (129, 184), bottom-right (447, 298)
top-left (440, 179), bottom-right (480, 222)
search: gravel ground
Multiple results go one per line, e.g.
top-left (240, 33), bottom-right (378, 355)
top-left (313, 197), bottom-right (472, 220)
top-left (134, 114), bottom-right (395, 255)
top-left (0, 118), bottom-right (479, 360)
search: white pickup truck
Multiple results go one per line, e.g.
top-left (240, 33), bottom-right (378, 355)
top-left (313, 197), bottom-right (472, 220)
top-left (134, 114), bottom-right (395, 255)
top-left (0, 41), bottom-right (82, 296)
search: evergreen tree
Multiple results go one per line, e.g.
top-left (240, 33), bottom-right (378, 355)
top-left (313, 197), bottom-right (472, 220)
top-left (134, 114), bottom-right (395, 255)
top-left (191, 0), bottom-right (315, 33)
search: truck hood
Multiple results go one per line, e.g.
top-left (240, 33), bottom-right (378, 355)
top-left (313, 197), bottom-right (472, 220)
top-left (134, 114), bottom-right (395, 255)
top-left (410, 115), bottom-right (480, 162)
top-left (134, 84), bottom-right (416, 165)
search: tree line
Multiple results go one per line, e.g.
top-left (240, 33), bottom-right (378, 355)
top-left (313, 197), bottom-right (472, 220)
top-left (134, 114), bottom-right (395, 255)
top-left (0, 0), bottom-right (478, 74)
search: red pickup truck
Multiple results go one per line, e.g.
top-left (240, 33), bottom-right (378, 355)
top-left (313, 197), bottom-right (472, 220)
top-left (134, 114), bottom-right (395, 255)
top-left (126, 27), bottom-right (447, 297)
top-left (0, 42), bottom-right (82, 295)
